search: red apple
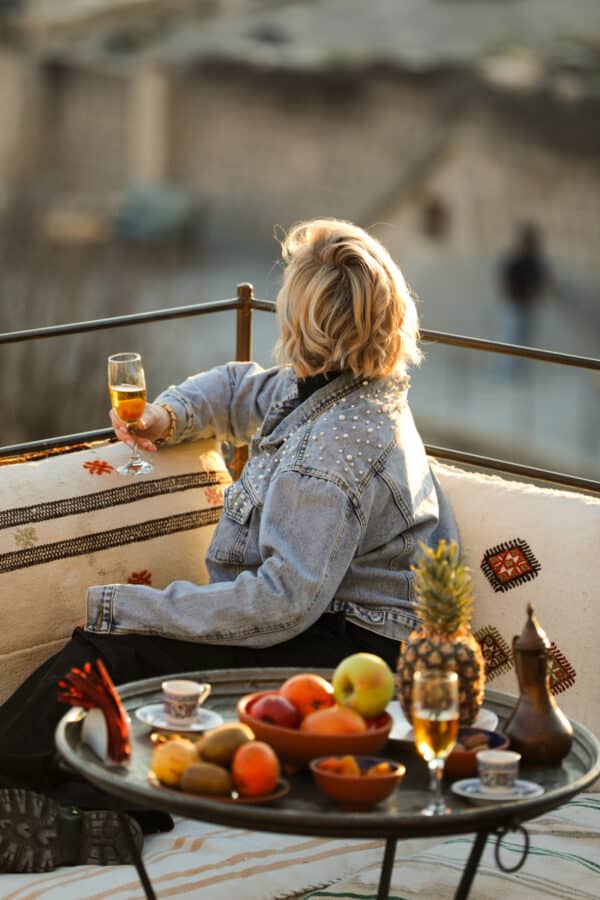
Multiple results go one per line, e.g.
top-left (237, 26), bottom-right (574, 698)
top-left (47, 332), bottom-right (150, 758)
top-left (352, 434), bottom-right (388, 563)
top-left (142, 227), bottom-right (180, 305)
top-left (250, 693), bottom-right (302, 729)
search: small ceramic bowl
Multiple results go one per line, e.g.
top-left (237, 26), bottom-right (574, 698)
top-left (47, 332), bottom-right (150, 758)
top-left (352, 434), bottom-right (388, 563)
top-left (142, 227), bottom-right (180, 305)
top-left (310, 755), bottom-right (406, 811)
top-left (444, 728), bottom-right (510, 781)
top-left (237, 691), bottom-right (393, 769)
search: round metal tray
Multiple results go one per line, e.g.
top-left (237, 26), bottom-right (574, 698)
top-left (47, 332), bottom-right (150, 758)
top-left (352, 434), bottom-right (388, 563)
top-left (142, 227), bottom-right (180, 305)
top-left (55, 667), bottom-right (600, 841)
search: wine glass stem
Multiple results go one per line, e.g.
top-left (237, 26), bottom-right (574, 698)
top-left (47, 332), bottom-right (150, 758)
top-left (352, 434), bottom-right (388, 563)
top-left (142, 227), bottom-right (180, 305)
top-left (428, 758), bottom-right (444, 808)
top-left (127, 431), bottom-right (142, 465)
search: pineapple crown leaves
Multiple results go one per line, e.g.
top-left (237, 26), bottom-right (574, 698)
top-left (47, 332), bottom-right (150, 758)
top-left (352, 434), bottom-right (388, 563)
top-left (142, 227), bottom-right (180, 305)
top-left (410, 539), bottom-right (475, 635)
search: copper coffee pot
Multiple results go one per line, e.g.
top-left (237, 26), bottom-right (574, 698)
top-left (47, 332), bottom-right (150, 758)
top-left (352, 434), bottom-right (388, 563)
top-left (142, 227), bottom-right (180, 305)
top-left (504, 603), bottom-right (572, 765)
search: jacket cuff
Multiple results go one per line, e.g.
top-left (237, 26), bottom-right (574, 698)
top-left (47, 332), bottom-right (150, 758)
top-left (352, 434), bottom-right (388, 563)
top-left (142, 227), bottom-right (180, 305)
top-left (86, 585), bottom-right (117, 633)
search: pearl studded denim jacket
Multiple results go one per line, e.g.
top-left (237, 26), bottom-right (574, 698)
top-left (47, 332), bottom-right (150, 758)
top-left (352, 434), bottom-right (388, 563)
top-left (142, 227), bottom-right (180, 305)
top-left (86, 364), bottom-right (458, 646)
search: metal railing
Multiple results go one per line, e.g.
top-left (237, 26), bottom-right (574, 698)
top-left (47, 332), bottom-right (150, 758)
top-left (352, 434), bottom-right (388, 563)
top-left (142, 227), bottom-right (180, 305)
top-left (1, 283), bottom-right (599, 493)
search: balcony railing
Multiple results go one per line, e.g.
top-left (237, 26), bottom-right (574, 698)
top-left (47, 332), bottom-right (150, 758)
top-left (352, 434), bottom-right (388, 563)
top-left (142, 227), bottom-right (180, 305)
top-left (2, 283), bottom-right (599, 494)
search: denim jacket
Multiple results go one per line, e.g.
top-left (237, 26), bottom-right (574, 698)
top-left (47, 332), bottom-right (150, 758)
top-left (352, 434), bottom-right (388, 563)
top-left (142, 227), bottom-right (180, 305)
top-left (86, 364), bottom-right (458, 646)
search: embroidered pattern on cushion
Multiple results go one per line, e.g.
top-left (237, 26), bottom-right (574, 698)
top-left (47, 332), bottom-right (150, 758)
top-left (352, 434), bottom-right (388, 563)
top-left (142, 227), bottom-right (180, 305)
top-left (0, 508), bottom-right (221, 574)
top-left (13, 526), bottom-right (39, 549)
top-left (474, 625), bottom-right (512, 681)
top-left (481, 538), bottom-right (541, 593)
top-left (128, 569), bottom-right (152, 585)
top-left (0, 471), bottom-right (230, 530)
top-left (204, 485), bottom-right (225, 507)
top-left (548, 641), bottom-right (576, 695)
top-left (83, 460), bottom-right (115, 476)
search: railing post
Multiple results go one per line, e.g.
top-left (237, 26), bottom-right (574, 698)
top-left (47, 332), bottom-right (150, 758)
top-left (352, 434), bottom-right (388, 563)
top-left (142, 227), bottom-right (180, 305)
top-left (232, 282), bottom-right (254, 479)
top-left (236, 282), bottom-right (254, 362)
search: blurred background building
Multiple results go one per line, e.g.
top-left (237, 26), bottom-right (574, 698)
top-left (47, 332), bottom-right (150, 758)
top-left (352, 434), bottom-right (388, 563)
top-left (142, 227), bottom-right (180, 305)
top-left (1, 0), bottom-right (598, 478)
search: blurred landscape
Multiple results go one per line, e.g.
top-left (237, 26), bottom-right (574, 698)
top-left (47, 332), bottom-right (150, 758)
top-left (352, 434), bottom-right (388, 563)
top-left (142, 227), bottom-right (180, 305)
top-left (0, 0), bottom-right (598, 478)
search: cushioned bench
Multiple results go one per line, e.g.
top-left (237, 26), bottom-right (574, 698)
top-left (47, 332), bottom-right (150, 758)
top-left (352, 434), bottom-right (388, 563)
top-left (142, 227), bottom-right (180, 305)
top-left (1, 440), bottom-right (598, 899)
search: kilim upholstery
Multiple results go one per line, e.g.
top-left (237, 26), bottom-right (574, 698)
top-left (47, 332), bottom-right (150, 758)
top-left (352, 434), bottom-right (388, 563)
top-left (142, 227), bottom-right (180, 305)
top-left (0, 439), bottom-right (231, 703)
top-left (433, 461), bottom-right (600, 742)
top-left (0, 448), bottom-right (597, 898)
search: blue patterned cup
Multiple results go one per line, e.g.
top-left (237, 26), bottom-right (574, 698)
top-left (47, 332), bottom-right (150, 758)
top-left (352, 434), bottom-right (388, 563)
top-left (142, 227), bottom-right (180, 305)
top-left (162, 680), bottom-right (210, 727)
top-left (476, 749), bottom-right (521, 793)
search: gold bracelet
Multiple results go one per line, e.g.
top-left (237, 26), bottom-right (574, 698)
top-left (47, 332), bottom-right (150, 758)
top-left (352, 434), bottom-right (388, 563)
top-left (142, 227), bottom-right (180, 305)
top-left (154, 402), bottom-right (177, 446)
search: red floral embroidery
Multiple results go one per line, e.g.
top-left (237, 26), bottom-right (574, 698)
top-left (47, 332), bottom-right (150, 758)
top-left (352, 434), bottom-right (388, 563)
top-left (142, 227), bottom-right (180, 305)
top-left (128, 569), bottom-right (152, 586)
top-left (204, 485), bottom-right (224, 507)
top-left (83, 459), bottom-right (115, 476)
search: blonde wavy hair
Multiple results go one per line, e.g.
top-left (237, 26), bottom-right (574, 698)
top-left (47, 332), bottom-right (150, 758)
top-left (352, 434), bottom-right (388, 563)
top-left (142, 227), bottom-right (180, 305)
top-left (275, 219), bottom-right (421, 378)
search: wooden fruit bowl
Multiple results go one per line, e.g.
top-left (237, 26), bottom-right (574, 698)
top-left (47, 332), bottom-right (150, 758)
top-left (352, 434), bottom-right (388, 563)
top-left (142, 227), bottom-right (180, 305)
top-left (237, 690), bottom-right (393, 768)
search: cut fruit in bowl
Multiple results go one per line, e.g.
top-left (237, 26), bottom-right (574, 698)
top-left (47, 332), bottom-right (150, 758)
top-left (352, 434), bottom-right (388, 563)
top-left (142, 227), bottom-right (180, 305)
top-left (237, 691), bottom-right (393, 768)
top-left (310, 755), bottom-right (405, 810)
top-left (445, 728), bottom-right (510, 781)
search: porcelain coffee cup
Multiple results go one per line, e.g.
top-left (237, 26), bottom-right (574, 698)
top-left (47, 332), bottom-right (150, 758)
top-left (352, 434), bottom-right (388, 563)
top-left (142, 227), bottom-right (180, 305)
top-left (161, 680), bottom-right (210, 727)
top-left (476, 749), bottom-right (521, 793)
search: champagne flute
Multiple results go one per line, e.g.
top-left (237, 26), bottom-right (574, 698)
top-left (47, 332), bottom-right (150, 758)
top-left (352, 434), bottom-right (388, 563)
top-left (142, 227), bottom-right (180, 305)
top-left (412, 668), bottom-right (459, 815)
top-left (108, 352), bottom-right (154, 476)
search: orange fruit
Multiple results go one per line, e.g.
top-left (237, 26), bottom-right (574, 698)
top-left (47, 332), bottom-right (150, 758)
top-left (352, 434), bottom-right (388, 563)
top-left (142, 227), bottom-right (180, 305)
top-left (300, 705), bottom-right (367, 735)
top-left (365, 762), bottom-right (393, 777)
top-left (280, 674), bottom-right (334, 719)
top-left (231, 741), bottom-right (280, 796)
top-left (338, 755), bottom-right (361, 776)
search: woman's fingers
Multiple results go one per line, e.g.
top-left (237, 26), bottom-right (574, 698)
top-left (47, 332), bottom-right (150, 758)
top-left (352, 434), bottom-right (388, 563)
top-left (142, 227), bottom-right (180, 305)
top-left (134, 436), bottom-right (158, 452)
top-left (109, 406), bottom-right (162, 451)
top-left (109, 409), bottom-right (133, 445)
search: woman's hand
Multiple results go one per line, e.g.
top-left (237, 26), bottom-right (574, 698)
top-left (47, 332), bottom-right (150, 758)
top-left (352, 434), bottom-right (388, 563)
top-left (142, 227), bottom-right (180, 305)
top-left (109, 402), bottom-right (171, 452)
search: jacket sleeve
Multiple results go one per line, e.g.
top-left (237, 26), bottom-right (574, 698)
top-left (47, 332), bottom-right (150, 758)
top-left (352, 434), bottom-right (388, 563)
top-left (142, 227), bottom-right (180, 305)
top-left (154, 362), bottom-right (283, 447)
top-left (85, 470), bottom-right (363, 647)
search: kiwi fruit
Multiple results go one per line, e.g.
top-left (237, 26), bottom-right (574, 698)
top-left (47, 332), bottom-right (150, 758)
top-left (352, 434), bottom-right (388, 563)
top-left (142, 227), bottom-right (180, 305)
top-left (180, 762), bottom-right (232, 796)
top-left (201, 723), bottom-right (254, 767)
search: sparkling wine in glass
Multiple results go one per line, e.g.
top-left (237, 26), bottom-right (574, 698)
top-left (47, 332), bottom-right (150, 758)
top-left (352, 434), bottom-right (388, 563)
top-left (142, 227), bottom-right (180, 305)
top-left (108, 352), bottom-right (154, 476)
top-left (412, 668), bottom-right (459, 815)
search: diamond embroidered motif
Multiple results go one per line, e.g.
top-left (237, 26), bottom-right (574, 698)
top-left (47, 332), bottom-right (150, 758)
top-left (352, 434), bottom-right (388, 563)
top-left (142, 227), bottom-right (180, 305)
top-left (474, 625), bottom-right (512, 681)
top-left (481, 538), bottom-right (541, 593)
top-left (547, 641), bottom-right (576, 695)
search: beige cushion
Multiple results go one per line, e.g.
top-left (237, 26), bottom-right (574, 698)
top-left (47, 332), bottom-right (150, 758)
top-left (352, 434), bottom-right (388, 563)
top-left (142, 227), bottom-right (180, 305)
top-left (0, 440), bottom-right (231, 702)
top-left (434, 461), bottom-right (600, 739)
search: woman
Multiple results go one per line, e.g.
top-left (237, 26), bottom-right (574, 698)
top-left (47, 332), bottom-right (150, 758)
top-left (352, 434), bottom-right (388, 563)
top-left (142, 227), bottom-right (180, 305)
top-left (0, 218), bottom-right (458, 872)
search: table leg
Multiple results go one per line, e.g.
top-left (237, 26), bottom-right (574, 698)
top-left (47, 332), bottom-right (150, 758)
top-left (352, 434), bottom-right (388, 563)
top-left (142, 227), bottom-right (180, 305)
top-left (117, 812), bottom-right (157, 900)
top-left (376, 837), bottom-right (397, 900)
top-left (453, 830), bottom-right (489, 900)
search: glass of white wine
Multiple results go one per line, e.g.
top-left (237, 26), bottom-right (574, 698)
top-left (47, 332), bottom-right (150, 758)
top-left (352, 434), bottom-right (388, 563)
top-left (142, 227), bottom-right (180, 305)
top-left (108, 352), bottom-right (154, 476)
top-left (412, 668), bottom-right (459, 815)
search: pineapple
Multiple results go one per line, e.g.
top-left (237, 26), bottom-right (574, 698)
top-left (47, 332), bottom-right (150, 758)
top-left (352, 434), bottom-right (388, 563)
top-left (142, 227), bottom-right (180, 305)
top-left (397, 539), bottom-right (485, 725)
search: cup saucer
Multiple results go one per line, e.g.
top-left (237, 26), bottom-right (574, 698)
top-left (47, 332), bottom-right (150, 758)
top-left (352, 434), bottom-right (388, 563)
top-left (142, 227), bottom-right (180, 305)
top-left (135, 703), bottom-right (224, 733)
top-left (451, 777), bottom-right (544, 805)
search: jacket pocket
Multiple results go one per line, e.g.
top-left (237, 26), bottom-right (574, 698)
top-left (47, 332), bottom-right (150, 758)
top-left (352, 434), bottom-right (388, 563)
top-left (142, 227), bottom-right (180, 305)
top-left (210, 482), bottom-right (260, 565)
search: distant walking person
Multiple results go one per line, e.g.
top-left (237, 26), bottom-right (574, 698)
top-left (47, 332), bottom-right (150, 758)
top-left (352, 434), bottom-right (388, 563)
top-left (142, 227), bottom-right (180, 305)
top-left (497, 223), bottom-right (550, 373)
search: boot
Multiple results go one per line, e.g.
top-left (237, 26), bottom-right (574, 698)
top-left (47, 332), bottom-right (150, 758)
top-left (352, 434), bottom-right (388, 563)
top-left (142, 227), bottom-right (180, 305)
top-left (0, 788), bottom-right (144, 873)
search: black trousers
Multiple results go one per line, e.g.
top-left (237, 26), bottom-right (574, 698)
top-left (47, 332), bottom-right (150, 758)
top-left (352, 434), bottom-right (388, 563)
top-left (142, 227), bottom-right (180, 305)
top-left (0, 614), bottom-right (398, 830)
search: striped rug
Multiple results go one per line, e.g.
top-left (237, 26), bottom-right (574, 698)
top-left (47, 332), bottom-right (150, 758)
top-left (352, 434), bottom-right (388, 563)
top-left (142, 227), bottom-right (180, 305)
top-left (2, 795), bottom-right (598, 899)
top-left (304, 794), bottom-right (600, 900)
top-left (0, 822), bottom-right (386, 899)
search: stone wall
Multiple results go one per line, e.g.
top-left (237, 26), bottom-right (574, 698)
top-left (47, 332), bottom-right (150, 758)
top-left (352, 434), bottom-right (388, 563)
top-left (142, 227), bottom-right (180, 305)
top-left (169, 66), bottom-right (446, 239)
